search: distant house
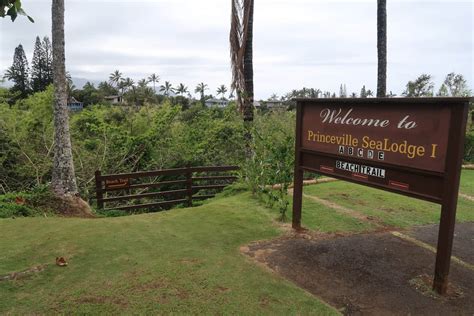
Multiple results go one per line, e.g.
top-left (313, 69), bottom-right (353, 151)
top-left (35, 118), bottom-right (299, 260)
top-left (104, 95), bottom-right (123, 104)
top-left (265, 100), bottom-right (285, 108)
top-left (205, 98), bottom-right (229, 108)
top-left (67, 97), bottom-right (83, 111)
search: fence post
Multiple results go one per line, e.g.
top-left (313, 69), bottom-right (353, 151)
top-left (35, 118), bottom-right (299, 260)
top-left (186, 166), bottom-right (193, 207)
top-left (95, 170), bottom-right (104, 209)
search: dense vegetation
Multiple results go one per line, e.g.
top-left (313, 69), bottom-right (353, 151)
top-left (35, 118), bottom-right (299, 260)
top-left (1, 81), bottom-right (473, 218)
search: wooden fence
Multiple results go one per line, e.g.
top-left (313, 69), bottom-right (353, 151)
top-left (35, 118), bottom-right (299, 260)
top-left (95, 165), bottom-right (239, 212)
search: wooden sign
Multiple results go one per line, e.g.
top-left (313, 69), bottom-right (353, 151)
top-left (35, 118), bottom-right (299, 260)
top-left (105, 178), bottom-right (130, 189)
top-left (292, 97), bottom-right (470, 295)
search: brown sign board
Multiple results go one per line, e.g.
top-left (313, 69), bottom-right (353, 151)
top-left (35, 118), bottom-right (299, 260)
top-left (105, 178), bottom-right (130, 189)
top-left (292, 97), bottom-right (471, 295)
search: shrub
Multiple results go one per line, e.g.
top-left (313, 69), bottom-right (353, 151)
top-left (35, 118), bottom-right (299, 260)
top-left (0, 185), bottom-right (55, 218)
top-left (464, 131), bottom-right (474, 163)
top-left (242, 110), bottom-right (295, 220)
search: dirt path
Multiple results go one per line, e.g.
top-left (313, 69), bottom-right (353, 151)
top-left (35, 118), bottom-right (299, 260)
top-left (250, 186), bottom-right (474, 314)
top-left (302, 193), bottom-right (390, 229)
top-left (243, 230), bottom-right (474, 315)
top-left (459, 193), bottom-right (474, 202)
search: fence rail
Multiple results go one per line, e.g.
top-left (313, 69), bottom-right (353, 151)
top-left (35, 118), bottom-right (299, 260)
top-left (94, 165), bottom-right (239, 212)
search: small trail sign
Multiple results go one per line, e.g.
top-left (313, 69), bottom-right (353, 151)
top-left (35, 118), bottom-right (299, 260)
top-left (292, 97), bottom-right (471, 295)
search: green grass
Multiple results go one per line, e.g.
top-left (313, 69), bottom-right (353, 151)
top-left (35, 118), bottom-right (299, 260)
top-left (302, 171), bottom-right (474, 228)
top-left (284, 196), bottom-right (375, 232)
top-left (460, 170), bottom-right (474, 196)
top-left (0, 192), bottom-right (337, 315)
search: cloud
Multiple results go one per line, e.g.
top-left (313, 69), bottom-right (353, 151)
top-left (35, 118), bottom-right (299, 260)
top-left (0, 0), bottom-right (472, 98)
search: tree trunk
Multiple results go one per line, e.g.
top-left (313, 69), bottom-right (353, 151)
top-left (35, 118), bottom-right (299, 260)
top-left (51, 0), bottom-right (78, 195)
top-left (243, 0), bottom-right (254, 122)
top-left (377, 0), bottom-right (387, 98)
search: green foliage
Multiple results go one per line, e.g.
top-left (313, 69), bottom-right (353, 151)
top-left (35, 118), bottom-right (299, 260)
top-left (464, 131), bottom-right (474, 163)
top-left (243, 110), bottom-right (295, 220)
top-left (94, 208), bottom-right (129, 217)
top-left (403, 74), bottom-right (434, 97)
top-left (0, 184), bottom-right (53, 218)
top-left (1, 0), bottom-right (34, 22)
top-left (3, 44), bottom-right (30, 99)
top-left (0, 88), bottom-right (246, 199)
top-left (30, 36), bottom-right (53, 92)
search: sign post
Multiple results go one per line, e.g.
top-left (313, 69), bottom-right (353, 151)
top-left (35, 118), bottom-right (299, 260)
top-left (292, 97), bottom-right (470, 295)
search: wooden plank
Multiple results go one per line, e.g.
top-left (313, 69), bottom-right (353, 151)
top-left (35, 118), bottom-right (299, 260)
top-left (103, 179), bottom-right (186, 192)
top-left (190, 165), bottom-right (239, 173)
top-left (192, 176), bottom-right (238, 181)
top-left (100, 167), bottom-right (188, 181)
top-left (101, 189), bottom-right (187, 202)
top-left (104, 199), bottom-right (188, 211)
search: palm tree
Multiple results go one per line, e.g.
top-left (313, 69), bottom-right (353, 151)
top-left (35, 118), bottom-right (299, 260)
top-left (138, 78), bottom-right (149, 88)
top-left (148, 73), bottom-right (159, 94)
top-left (109, 70), bottom-right (122, 89)
top-left (377, 0), bottom-right (387, 97)
top-left (216, 84), bottom-right (228, 99)
top-left (174, 83), bottom-right (188, 96)
top-left (123, 77), bottom-right (134, 92)
top-left (195, 82), bottom-right (208, 100)
top-left (159, 81), bottom-right (172, 96)
top-left (230, 0), bottom-right (254, 122)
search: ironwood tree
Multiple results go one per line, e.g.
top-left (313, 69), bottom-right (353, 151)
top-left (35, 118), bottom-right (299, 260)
top-left (403, 74), bottom-right (434, 97)
top-left (31, 36), bottom-right (53, 92)
top-left (377, 0), bottom-right (387, 97)
top-left (230, 0), bottom-right (254, 122)
top-left (4, 44), bottom-right (30, 98)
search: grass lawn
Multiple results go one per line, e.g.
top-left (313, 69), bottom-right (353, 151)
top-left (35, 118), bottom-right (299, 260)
top-left (460, 170), bottom-right (474, 196)
top-left (302, 170), bottom-right (474, 228)
top-left (0, 192), bottom-right (337, 315)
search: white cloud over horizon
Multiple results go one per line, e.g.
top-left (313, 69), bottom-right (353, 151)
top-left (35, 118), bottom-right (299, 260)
top-left (0, 0), bottom-right (472, 99)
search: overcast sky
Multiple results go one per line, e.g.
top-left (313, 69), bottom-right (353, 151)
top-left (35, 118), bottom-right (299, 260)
top-left (1, 0), bottom-right (472, 99)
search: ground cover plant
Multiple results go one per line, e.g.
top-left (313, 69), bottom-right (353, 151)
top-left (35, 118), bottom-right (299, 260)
top-left (0, 193), bottom-right (337, 315)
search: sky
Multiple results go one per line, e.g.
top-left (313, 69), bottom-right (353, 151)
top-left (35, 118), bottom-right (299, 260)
top-left (0, 0), bottom-right (472, 99)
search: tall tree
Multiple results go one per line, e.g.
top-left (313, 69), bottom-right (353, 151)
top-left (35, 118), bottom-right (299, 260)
top-left (195, 82), bottom-right (208, 101)
top-left (217, 84), bottom-right (228, 99)
top-left (403, 74), bottom-right (434, 97)
top-left (42, 36), bottom-right (53, 84)
top-left (31, 36), bottom-right (51, 92)
top-left (175, 83), bottom-right (188, 96)
top-left (443, 72), bottom-right (471, 97)
top-left (148, 73), bottom-right (160, 94)
top-left (360, 85), bottom-right (367, 98)
top-left (230, 0), bottom-right (254, 122)
top-left (4, 44), bottom-right (30, 98)
top-left (109, 70), bottom-right (122, 89)
top-left (377, 0), bottom-right (387, 97)
top-left (123, 77), bottom-right (134, 92)
top-left (51, 0), bottom-right (78, 195)
top-left (160, 81), bottom-right (173, 96)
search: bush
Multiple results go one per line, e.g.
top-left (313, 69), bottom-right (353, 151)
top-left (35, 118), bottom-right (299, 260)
top-left (464, 131), bottom-right (474, 163)
top-left (0, 185), bottom-right (55, 218)
top-left (242, 110), bottom-right (295, 220)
